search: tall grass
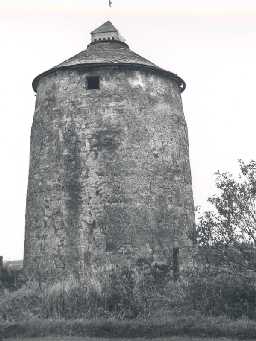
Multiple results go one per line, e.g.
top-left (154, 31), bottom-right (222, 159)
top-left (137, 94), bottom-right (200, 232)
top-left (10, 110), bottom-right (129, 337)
top-left (0, 264), bottom-right (155, 322)
top-left (1, 263), bottom-right (256, 323)
top-left (0, 282), bottom-right (41, 321)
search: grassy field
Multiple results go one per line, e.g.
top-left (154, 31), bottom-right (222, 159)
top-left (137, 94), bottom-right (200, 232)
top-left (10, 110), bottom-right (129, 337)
top-left (4, 338), bottom-right (246, 341)
top-left (2, 316), bottom-right (256, 340)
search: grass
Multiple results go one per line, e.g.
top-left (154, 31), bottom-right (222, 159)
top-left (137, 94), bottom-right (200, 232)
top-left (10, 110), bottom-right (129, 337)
top-left (2, 268), bottom-right (256, 340)
top-left (2, 316), bottom-right (256, 340)
top-left (4, 337), bottom-right (246, 341)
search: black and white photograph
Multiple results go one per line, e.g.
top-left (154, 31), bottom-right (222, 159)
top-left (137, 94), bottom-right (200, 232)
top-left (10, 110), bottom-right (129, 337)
top-left (0, 0), bottom-right (256, 340)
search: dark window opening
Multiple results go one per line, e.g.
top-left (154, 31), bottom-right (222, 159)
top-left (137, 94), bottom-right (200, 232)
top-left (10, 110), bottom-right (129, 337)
top-left (106, 239), bottom-right (115, 252)
top-left (87, 76), bottom-right (100, 90)
top-left (173, 247), bottom-right (180, 281)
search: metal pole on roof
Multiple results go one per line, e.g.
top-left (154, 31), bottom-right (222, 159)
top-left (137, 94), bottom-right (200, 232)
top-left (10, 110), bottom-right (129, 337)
top-left (109, 0), bottom-right (112, 7)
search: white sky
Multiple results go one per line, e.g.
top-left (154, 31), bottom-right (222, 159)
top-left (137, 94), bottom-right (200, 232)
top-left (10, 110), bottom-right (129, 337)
top-left (1, 0), bottom-right (256, 260)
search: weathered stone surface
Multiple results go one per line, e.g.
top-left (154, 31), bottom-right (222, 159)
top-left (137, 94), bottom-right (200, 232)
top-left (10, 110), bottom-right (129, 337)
top-left (24, 21), bottom-right (194, 279)
top-left (24, 66), bottom-right (195, 279)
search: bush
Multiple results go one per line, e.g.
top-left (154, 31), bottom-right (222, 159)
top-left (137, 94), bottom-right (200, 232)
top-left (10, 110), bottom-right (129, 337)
top-left (186, 267), bottom-right (256, 318)
top-left (0, 282), bottom-right (41, 322)
top-left (0, 268), bottom-right (25, 291)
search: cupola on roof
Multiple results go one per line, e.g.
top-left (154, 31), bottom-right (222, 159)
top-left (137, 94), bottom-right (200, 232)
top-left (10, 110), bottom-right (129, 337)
top-left (90, 21), bottom-right (125, 43)
top-left (91, 21), bottom-right (116, 34)
top-left (32, 21), bottom-right (186, 92)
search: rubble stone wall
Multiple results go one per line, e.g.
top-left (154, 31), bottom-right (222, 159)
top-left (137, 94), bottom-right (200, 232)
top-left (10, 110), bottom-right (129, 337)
top-left (24, 67), bottom-right (195, 278)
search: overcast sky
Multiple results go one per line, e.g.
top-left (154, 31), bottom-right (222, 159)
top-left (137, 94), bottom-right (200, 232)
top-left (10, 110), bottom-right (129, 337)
top-left (1, 0), bottom-right (256, 260)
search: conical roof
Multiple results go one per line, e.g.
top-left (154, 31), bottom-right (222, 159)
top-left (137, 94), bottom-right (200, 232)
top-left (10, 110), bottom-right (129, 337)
top-left (55, 41), bottom-right (157, 69)
top-left (32, 21), bottom-right (185, 92)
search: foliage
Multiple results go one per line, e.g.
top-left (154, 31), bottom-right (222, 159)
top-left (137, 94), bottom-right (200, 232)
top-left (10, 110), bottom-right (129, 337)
top-left (183, 159), bottom-right (256, 320)
top-left (0, 267), bottom-right (25, 292)
top-left (186, 266), bottom-right (256, 319)
top-left (0, 282), bottom-right (41, 321)
top-left (196, 160), bottom-right (256, 247)
top-left (196, 160), bottom-right (256, 271)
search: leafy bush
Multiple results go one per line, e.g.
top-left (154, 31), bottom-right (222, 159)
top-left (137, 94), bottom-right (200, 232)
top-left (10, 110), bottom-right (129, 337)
top-left (186, 267), bottom-right (256, 318)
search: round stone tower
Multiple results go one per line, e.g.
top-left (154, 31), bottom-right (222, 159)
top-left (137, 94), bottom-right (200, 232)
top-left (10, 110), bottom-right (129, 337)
top-left (24, 21), bottom-right (195, 279)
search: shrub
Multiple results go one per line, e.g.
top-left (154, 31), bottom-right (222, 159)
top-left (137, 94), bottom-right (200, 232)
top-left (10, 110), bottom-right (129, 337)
top-left (186, 267), bottom-right (256, 318)
top-left (0, 268), bottom-right (25, 291)
top-left (0, 282), bottom-right (41, 322)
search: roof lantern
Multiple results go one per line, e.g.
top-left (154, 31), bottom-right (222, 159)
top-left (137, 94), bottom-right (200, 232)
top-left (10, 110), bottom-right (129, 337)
top-left (90, 21), bottom-right (125, 43)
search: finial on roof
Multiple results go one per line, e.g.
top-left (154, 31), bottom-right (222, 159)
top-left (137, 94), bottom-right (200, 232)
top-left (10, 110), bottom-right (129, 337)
top-left (90, 21), bottom-right (125, 43)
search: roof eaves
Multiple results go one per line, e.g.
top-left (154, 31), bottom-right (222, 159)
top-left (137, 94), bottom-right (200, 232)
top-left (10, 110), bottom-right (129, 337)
top-left (32, 62), bottom-right (186, 93)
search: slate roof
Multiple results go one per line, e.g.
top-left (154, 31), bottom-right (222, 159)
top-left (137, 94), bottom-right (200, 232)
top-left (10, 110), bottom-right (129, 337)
top-left (32, 22), bottom-right (186, 92)
top-left (55, 41), bottom-right (158, 68)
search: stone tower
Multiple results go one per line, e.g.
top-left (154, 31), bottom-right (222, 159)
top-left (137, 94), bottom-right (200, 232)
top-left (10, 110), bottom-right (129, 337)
top-left (24, 21), bottom-right (195, 279)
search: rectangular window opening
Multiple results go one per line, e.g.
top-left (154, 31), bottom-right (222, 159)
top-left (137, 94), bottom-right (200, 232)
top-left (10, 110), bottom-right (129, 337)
top-left (87, 76), bottom-right (100, 90)
top-left (173, 247), bottom-right (180, 281)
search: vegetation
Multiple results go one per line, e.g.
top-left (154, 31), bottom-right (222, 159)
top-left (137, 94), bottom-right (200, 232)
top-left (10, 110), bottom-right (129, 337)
top-left (3, 316), bottom-right (256, 339)
top-left (4, 338), bottom-right (247, 341)
top-left (196, 159), bottom-right (256, 267)
top-left (0, 264), bottom-right (182, 322)
top-left (0, 266), bottom-right (24, 292)
top-left (191, 160), bottom-right (256, 319)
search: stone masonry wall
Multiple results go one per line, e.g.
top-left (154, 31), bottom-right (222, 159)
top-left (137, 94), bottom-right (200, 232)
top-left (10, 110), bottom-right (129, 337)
top-left (24, 67), bottom-right (195, 278)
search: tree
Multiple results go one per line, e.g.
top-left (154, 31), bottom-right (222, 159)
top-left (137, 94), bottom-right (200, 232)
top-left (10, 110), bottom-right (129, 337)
top-left (196, 160), bottom-right (256, 270)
